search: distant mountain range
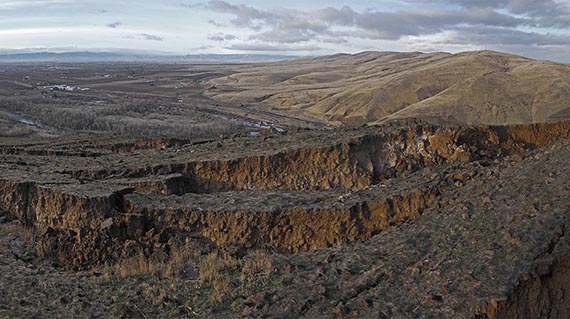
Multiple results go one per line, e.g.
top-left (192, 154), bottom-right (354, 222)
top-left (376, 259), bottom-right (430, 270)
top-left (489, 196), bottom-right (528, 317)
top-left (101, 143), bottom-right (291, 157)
top-left (0, 51), bottom-right (298, 62)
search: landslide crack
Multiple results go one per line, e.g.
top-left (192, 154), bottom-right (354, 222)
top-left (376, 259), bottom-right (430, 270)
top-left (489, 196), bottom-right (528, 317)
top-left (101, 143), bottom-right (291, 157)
top-left (3, 121), bottom-right (570, 269)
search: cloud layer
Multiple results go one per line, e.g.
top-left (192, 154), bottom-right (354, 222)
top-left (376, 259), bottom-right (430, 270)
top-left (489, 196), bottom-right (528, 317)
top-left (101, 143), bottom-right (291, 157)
top-left (196, 0), bottom-right (570, 60)
top-left (2, 0), bottom-right (570, 62)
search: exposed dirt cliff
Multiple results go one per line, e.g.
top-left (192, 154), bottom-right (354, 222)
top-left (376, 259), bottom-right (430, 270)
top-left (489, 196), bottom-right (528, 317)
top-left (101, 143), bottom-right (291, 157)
top-left (1, 120), bottom-right (570, 318)
top-left (1, 121), bottom-right (569, 271)
top-left (58, 121), bottom-right (570, 193)
top-left (125, 184), bottom-right (441, 254)
top-left (236, 138), bottom-right (570, 319)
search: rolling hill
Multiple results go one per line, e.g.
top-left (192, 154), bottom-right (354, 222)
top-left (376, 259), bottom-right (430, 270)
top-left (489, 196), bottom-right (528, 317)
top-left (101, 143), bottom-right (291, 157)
top-left (204, 50), bottom-right (570, 125)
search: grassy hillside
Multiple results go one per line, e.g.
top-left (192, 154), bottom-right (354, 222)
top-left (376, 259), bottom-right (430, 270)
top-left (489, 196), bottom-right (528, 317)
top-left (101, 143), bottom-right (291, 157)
top-left (205, 50), bottom-right (570, 125)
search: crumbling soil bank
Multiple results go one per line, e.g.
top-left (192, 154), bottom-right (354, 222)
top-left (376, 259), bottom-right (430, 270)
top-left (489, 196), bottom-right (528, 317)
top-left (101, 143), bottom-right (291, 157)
top-left (1, 121), bottom-right (570, 269)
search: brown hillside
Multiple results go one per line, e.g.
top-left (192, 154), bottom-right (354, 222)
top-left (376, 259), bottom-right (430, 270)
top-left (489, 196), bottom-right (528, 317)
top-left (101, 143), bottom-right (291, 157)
top-left (205, 50), bottom-right (570, 125)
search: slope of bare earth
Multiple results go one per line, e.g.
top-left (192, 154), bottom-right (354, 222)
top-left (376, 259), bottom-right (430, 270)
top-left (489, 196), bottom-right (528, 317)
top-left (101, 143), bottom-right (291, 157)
top-left (204, 50), bottom-right (570, 126)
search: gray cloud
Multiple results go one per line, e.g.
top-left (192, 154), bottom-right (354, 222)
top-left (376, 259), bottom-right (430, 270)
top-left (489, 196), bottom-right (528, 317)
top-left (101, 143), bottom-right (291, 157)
top-left (448, 26), bottom-right (570, 46)
top-left (139, 33), bottom-right (164, 41)
top-left (208, 33), bottom-right (238, 42)
top-left (452, 0), bottom-right (567, 15)
top-left (424, 0), bottom-right (570, 27)
top-left (203, 1), bottom-right (532, 43)
top-left (207, 0), bottom-right (270, 29)
top-left (313, 6), bottom-right (355, 26)
top-left (202, 0), bottom-right (570, 54)
top-left (225, 43), bottom-right (323, 52)
top-left (508, 0), bottom-right (566, 17)
top-left (208, 20), bottom-right (225, 28)
top-left (205, 1), bottom-right (343, 43)
top-left (179, 2), bottom-right (204, 9)
top-left (125, 34), bottom-right (165, 41)
top-left (106, 21), bottom-right (122, 28)
top-left (191, 45), bottom-right (215, 50)
top-left (250, 30), bottom-right (316, 43)
top-left (208, 34), bottom-right (224, 42)
top-left (355, 9), bottom-right (527, 39)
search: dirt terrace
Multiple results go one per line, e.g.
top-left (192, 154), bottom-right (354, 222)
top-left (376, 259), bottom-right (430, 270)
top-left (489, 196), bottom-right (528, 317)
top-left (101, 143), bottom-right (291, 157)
top-left (1, 121), bottom-right (570, 268)
top-left (0, 120), bottom-right (570, 318)
top-left (250, 139), bottom-right (570, 319)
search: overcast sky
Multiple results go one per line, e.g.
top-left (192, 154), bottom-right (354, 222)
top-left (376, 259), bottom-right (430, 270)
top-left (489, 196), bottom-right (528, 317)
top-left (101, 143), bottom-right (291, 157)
top-left (1, 0), bottom-right (570, 62)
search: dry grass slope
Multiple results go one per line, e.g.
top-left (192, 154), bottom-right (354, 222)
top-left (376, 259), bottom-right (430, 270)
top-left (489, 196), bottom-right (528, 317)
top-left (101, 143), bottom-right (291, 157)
top-left (205, 50), bottom-right (570, 125)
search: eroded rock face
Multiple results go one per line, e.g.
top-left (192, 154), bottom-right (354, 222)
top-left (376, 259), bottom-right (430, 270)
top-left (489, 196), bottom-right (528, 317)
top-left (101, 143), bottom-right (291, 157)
top-left (1, 121), bottom-right (570, 270)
